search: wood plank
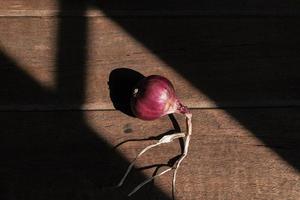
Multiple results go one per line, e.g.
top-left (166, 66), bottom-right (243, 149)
top-left (1, 0), bottom-right (300, 16)
top-left (1, 17), bottom-right (300, 110)
top-left (1, 108), bottom-right (299, 199)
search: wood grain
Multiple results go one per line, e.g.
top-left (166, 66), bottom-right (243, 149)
top-left (0, 17), bottom-right (300, 110)
top-left (1, 108), bottom-right (299, 199)
top-left (1, 1), bottom-right (299, 200)
top-left (1, 0), bottom-right (300, 16)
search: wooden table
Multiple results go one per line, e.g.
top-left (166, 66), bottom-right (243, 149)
top-left (0, 1), bottom-right (299, 199)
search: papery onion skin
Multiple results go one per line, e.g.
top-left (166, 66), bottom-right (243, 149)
top-left (131, 75), bottom-right (182, 121)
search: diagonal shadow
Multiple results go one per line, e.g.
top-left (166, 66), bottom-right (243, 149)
top-left (0, 0), bottom-right (174, 199)
top-left (88, 1), bottom-right (300, 171)
top-left (0, 52), bottom-right (55, 108)
top-left (1, 0), bottom-right (299, 199)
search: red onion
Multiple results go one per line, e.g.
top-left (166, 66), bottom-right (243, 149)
top-left (131, 75), bottom-right (189, 120)
top-left (117, 75), bottom-right (192, 199)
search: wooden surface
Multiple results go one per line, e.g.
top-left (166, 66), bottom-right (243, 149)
top-left (1, 0), bottom-right (300, 16)
top-left (1, 1), bottom-right (300, 200)
top-left (1, 17), bottom-right (300, 110)
top-left (1, 109), bottom-right (300, 200)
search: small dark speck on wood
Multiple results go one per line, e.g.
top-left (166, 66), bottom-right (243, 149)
top-left (123, 123), bottom-right (133, 134)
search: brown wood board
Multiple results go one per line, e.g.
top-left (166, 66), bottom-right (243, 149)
top-left (1, 1), bottom-right (299, 200)
top-left (1, 0), bottom-right (300, 16)
top-left (0, 108), bottom-right (299, 199)
top-left (1, 17), bottom-right (300, 110)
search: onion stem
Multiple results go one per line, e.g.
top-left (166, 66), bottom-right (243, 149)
top-left (172, 113), bottom-right (192, 200)
top-left (117, 132), bottom-right (186, 188)
top-left (128, 167), bottom-right (173, 197)
top-left (117, 108), bottom-right (192, 200)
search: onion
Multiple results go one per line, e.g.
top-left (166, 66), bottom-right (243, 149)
top-left (131, 75), bottom-right (189, 120)
top-left (117, 75), bottom-right (192, 199)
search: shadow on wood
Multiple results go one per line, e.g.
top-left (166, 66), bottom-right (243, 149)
top-left (89, 1), bottom-right (300, 172)
top-left (0, 0), bottom-right (173, 199)
top-left (108, 68), bottom-right (145, 117)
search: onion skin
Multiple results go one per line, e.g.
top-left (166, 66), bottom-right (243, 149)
top-left (131, 75), bottom-right (179, 121)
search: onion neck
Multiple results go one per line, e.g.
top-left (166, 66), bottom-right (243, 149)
top-left (176, 100), bottom-right (191, 116)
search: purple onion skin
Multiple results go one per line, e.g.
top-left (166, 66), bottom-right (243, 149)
top-left (131, 75), bottom-right (187, 121)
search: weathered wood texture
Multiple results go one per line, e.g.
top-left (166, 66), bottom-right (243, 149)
top-left (1, 17), bottom-right (300, 110)
top-left (1, 109), bottom-right (299, 200)
top-left (1, 2), bottom-right (300, 199)
top-left (1, 0), bottom-right (300, 16)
